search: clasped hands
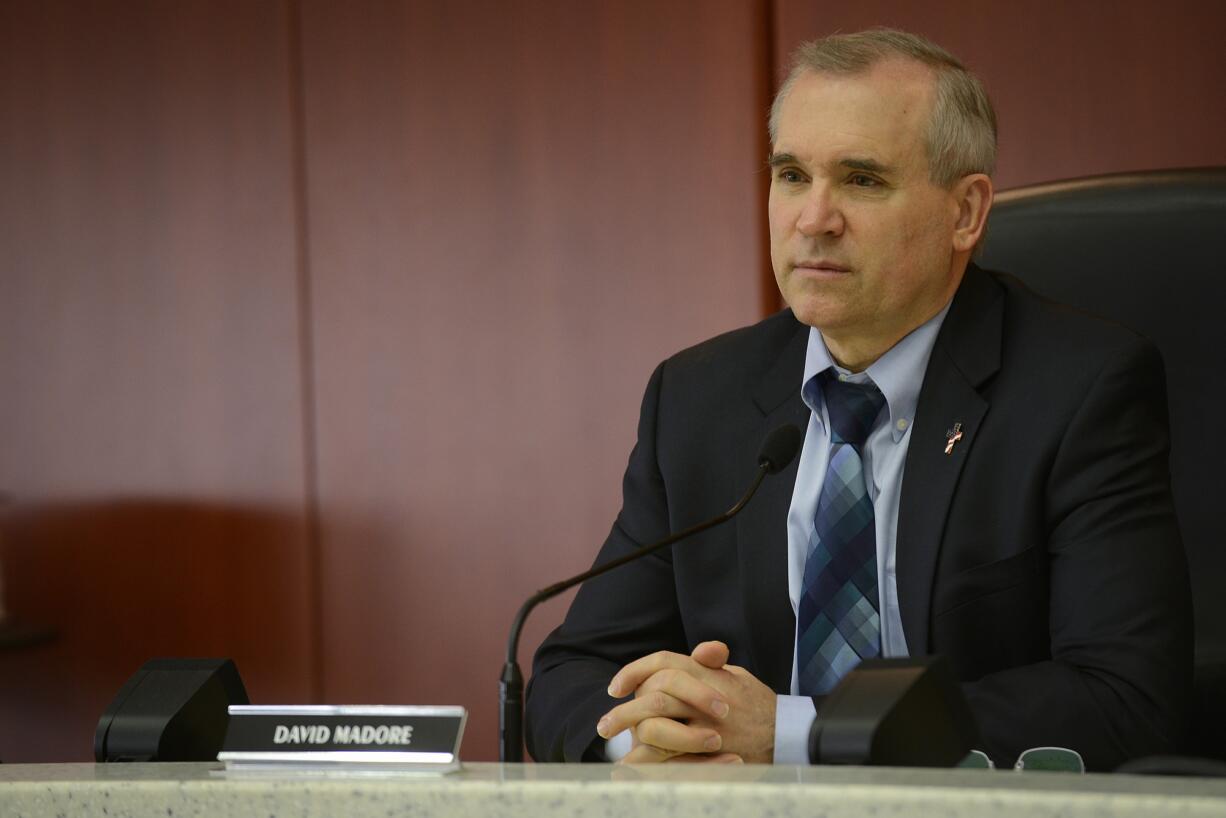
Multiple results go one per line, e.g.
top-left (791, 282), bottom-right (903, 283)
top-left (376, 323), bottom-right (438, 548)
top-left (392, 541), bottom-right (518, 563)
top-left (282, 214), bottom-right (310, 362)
top-left (595, 640), bottom-right (776, 764)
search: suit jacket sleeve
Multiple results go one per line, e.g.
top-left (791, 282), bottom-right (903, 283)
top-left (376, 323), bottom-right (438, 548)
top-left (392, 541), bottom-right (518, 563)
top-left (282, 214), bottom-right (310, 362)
top-left (525, 360), bottom-right (689, 762)
top-left (955, 338), bottom-right (1192, 771)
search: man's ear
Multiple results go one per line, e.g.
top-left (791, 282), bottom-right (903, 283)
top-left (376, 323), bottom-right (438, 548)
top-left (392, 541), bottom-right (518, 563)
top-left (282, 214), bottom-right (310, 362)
top-left (951, 173), bottom-right (993, 253)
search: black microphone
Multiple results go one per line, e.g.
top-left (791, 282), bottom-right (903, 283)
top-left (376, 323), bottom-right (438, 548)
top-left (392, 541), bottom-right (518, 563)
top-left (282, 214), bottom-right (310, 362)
top-left (499, 423), bottom-right (803, 762)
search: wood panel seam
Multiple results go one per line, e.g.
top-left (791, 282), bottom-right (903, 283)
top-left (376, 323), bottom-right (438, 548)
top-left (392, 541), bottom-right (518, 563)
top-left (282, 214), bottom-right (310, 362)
top-left (285, 0), bottom-right (325, 704)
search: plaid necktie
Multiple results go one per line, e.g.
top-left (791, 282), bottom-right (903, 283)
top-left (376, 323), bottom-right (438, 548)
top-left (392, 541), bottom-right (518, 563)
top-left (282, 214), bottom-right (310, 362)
top-left (797, 372), bottom-right (887, 696)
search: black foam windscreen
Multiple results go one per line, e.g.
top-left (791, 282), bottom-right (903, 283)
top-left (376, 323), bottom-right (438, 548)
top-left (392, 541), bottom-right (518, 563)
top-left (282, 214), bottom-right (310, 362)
top-left (94, 658), bottom-right (249, 762)
top-left (808, 656), bottom-right (980, 767)
top-left (758, 424), bottom-right (803, 474)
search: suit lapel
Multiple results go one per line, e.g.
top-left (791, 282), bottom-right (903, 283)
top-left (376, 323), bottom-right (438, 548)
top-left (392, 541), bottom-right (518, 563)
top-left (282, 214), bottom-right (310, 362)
top-left (737, 318), bottom-right (809, 692)
top-left (896, 265), bottom-right (1003, 654)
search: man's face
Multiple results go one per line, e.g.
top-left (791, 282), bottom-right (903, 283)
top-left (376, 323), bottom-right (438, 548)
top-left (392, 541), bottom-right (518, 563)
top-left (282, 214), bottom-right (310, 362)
top-left (769, 60), bottom-right (965, 367)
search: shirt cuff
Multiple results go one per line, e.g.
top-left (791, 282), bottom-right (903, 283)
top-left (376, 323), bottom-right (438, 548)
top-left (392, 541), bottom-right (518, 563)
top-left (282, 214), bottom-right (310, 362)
top-left (604, 728), bottom-right (633, 761)
top-left (773, 694), bottom-right (817, 764)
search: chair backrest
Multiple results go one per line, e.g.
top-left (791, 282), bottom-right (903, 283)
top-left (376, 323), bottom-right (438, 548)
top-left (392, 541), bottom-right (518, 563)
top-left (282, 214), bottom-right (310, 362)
top-left (977, 168), bottom-right (1226, 758)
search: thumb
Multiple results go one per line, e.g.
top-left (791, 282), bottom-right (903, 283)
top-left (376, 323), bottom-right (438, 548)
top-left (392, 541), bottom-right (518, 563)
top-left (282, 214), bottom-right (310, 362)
top-left (691, 640), bottom-right (730, 669)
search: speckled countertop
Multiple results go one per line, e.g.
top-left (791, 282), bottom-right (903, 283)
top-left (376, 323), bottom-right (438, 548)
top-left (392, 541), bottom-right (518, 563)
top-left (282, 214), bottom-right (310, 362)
top-left (3, 761), bottom-right (1225, 817)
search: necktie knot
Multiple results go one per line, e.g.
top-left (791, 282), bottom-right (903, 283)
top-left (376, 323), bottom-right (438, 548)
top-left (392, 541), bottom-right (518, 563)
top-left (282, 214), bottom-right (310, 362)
top-left (821, 372), bottom-right (885, 446)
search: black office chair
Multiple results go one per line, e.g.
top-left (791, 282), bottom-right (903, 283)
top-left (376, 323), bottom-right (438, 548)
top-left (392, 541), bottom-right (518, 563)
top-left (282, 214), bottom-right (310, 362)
top-left (978, 168), bottom-right (1226, 769)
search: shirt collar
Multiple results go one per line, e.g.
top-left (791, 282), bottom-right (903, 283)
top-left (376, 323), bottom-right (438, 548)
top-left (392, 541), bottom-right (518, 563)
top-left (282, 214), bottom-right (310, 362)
top-left (801, 301), bottom-right (952, 443)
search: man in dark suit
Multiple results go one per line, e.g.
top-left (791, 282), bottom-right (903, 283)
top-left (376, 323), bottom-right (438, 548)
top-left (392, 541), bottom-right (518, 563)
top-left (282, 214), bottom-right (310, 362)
top-left (525, 29), bottom-right (1191, 771)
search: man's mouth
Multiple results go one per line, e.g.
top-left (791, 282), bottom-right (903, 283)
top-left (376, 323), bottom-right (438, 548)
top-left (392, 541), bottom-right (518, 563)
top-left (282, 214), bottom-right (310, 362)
top-left (793, 259), bottom-right (851, 274)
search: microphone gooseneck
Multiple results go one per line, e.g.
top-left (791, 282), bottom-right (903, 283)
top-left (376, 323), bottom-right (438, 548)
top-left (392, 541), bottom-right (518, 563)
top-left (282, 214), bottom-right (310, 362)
top-left (499, 423), bottom-right (802, 762)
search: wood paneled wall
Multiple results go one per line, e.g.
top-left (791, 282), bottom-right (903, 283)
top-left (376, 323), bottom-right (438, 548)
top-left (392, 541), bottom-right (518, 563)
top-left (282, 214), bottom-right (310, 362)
top-left (297, 0), bottom-right (768, 758)
top-left (1, 0), bottom-right (1222, 762)
top-left (0, 0), bottom-right (316, 761)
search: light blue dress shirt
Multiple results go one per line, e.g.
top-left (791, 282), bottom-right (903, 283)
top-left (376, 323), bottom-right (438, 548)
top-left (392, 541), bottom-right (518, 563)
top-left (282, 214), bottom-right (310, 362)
top-left (773, 303), bottom-right (951, 762)
top-left (608, 304), bottom-right (951, 763)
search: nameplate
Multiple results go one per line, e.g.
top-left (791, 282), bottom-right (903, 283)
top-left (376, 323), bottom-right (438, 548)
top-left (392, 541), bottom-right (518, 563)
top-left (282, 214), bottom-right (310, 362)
top-left (218, 705), bottom-right (466, 773)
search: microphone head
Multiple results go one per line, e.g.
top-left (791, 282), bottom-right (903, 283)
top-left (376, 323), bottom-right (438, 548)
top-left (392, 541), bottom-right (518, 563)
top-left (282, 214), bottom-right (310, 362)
top-left (758, 424), bottom-right (803, 474)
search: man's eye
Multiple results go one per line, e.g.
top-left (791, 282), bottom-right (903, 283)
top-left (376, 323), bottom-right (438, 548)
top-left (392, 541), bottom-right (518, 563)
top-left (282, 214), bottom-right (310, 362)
top-left (776, 169), bottom-right (804, 183)
top-left (849, 174), bottom-right (880, 187)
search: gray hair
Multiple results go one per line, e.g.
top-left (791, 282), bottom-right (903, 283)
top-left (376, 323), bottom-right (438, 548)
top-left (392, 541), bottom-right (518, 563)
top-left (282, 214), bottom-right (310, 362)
top-left (769, 29), bottom-right (997, 187)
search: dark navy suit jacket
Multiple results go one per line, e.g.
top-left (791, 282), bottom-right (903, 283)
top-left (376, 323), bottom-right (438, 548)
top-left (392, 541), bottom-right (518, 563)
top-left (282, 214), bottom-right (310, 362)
top-left (525, 265), bottom-right (1192, 771)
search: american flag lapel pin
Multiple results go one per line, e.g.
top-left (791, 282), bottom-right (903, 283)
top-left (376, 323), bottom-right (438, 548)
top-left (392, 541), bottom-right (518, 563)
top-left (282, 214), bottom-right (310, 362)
top-left (944, 422), bottom-right (964, 455)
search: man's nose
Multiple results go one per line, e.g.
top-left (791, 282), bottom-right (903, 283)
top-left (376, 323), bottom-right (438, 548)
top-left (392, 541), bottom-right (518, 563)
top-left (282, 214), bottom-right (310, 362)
top-left (796, 188), bottom-right (844, 237)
